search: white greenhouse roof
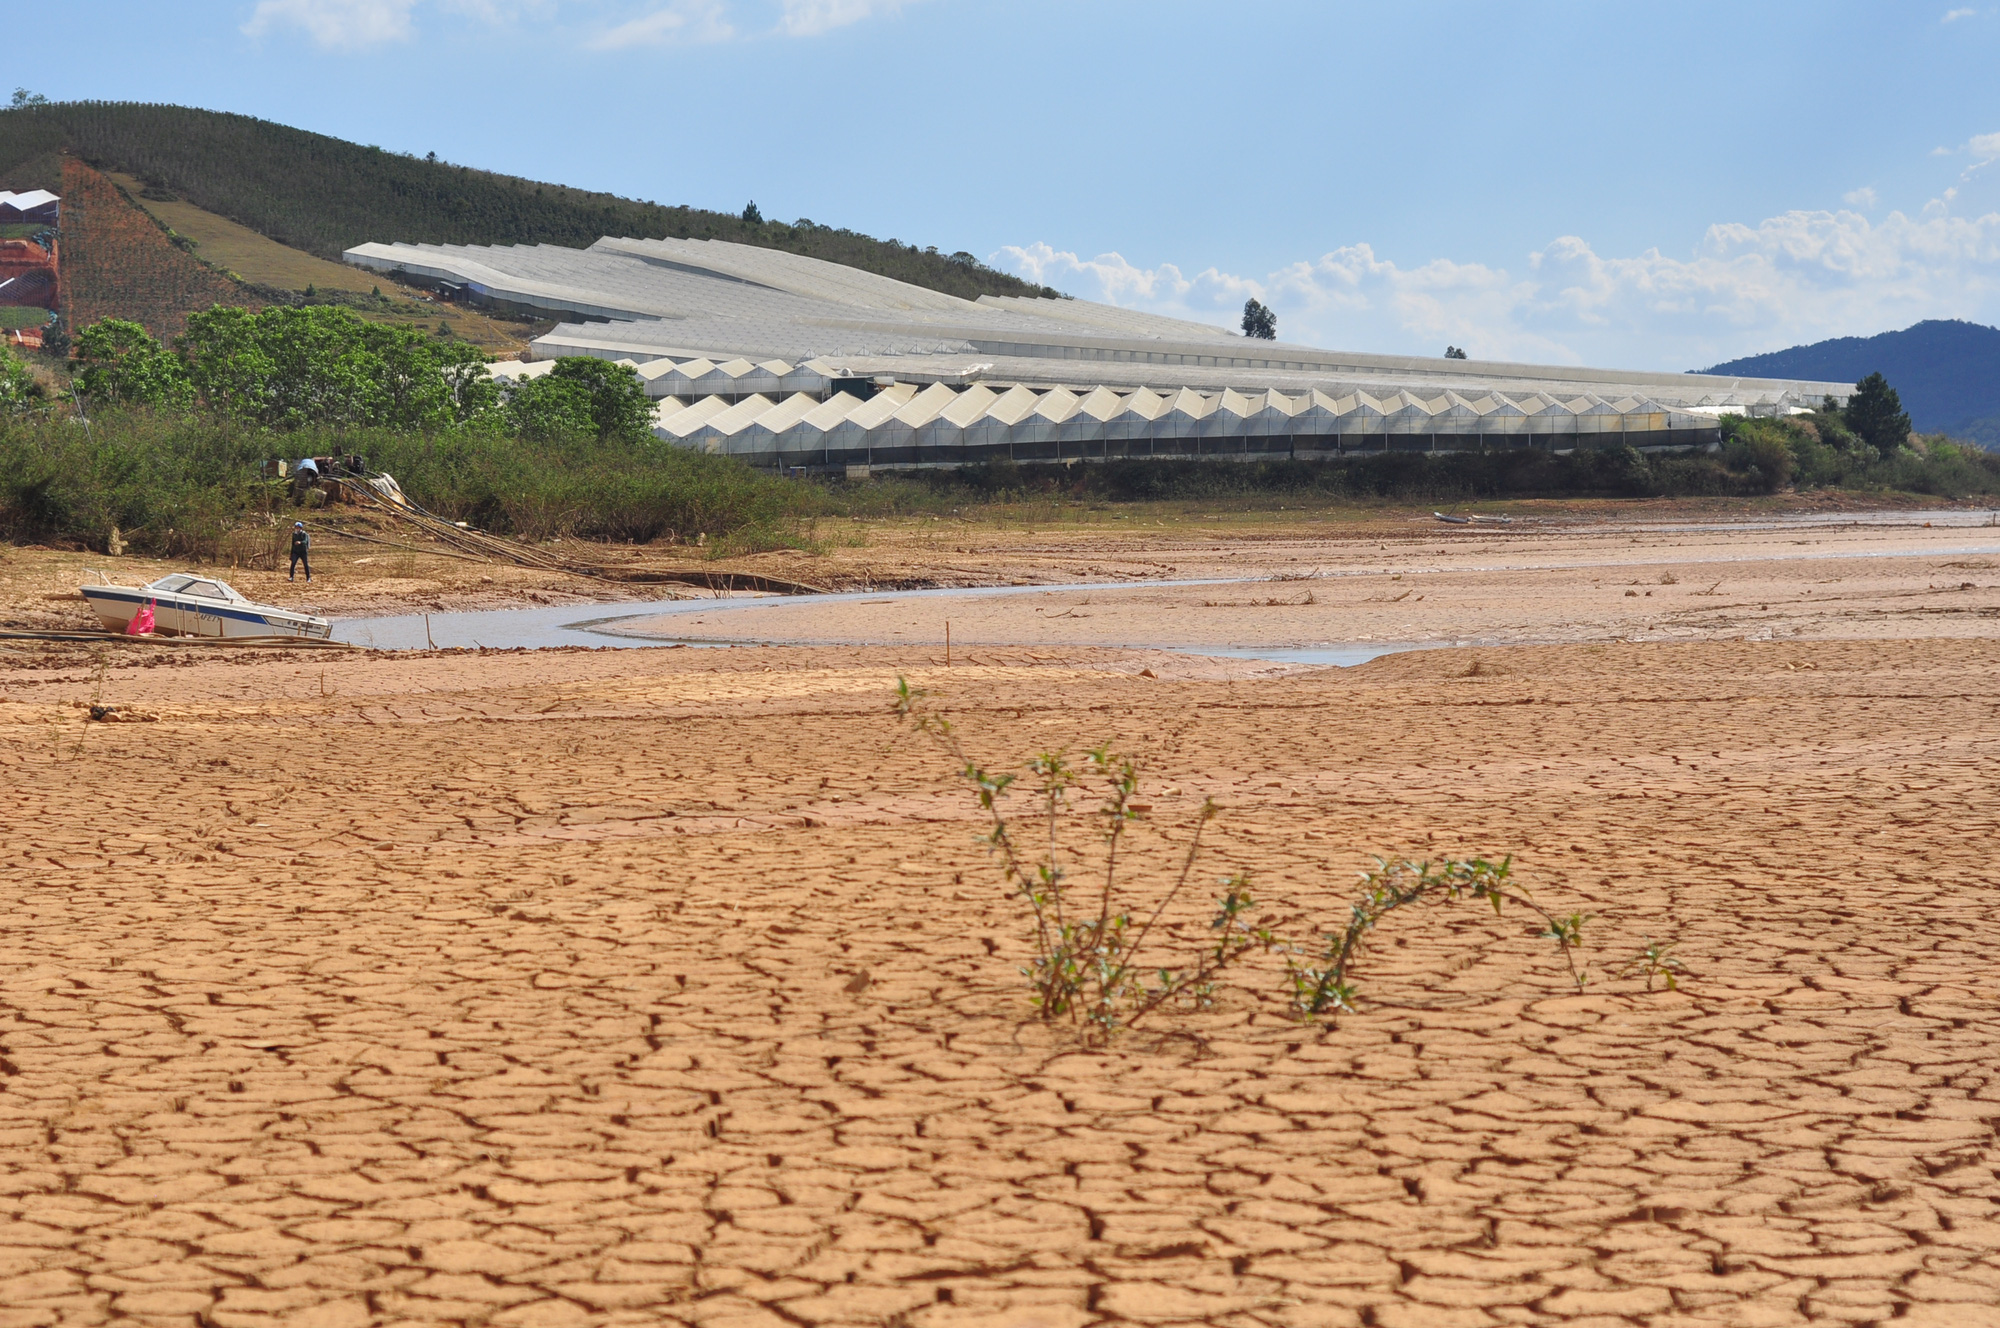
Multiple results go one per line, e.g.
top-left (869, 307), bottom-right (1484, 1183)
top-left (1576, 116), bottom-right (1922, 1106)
top-left (344, 232), bottom-right (1849, 414)
top-left (642, 378), bottom-right (1730, 470)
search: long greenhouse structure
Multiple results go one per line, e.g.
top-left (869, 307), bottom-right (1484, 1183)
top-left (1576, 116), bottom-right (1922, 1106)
top-left (351, 235), bottom-right (1851, 471)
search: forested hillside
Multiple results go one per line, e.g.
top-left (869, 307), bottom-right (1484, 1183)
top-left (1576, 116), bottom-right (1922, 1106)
top-left (0, 102), bottom-right (1053, 303)
top-left (1703, 319), bottom-right (2000, 447)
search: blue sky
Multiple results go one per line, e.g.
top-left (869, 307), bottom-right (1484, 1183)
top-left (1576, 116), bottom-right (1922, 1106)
top-left (13, 0), bottom-right (2000, 369)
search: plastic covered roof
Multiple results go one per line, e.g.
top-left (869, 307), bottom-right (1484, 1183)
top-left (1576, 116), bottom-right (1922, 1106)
top-left (649, 381), bottom-right (1720, 456)
top-left (344, 232), bottom-right (1848, 409)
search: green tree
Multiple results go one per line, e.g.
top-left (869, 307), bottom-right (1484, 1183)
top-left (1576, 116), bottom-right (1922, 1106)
top-left (1241, 298), bottom-right (1277, 340)
top-left (70, 319), bottom-right (194, 410)
top-left (187, 305), bottom-right (380, 429)
top-left (1807, 401), bottom-right (1864, 454)
top-left (363, 321), bottom-right (492, 430)
top-left (437, 343), bottom-right (500, 423)
top-left (0, 344), bottom-right (46, 415)
top-left (505, 375), bottom-right (598, 441)
top-left (176, 305), bottom-right (495, 432)
top-left (742, 200), bottom-right (763, 225)
top-left (544, 357), bottom-right (654, 442)
top-left (176, 306), bottom-right (278, 421)
top-left (1845, 372), bottom-right (1913, 458)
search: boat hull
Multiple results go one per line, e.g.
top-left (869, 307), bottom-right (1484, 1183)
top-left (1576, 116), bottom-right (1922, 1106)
top-left (80, 587), bottom-right (332, 640)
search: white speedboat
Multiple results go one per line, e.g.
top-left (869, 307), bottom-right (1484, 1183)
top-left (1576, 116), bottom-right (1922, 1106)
top-left (81, 573), bottom-right (332, 640)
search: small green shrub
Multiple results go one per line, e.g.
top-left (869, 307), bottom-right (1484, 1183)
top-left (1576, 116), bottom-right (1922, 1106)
top-left (1723, 426), bottom-right (1793, 493)
top-left (893, 681), bottom-right (1661, 1042)
top-left (1620, 939), bottom-right (1684, 992)
top-left (896, 677), bottom-right (1282, 1040)
top-left (1284, 855), bottom-right (1588, 1018)
top-left (0, 344), bottom-right (49, 416)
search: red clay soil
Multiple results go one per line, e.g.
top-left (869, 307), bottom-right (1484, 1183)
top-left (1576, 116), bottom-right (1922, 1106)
top-left (0, 236), bottom-right (59, 312)
top-left (0, 636), bottom-right (1995, 1327)
top-left (59, 157), bottom-right (249, 340)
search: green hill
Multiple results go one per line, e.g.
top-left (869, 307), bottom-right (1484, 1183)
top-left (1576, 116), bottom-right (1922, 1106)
top-left (1701, 319), bottom-right (2000, 448)
top-left (0, 101), bottom-right (1054, 304)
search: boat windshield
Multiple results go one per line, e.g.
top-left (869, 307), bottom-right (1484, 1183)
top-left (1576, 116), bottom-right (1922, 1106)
top-left (143, 574), bottom-right (245, 602)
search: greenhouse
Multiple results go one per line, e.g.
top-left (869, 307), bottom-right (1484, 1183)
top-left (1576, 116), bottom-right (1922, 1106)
top-left (629, 382), bottom-right (1728, 471)
top-left (345, 231), bottom-right (1852, 469)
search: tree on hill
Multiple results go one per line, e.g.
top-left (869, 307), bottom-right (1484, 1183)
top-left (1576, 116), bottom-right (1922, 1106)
top-left (1241, 298), bottom-right (1277, 340)
top-left (1845, 372), bottom-right (1913, 457)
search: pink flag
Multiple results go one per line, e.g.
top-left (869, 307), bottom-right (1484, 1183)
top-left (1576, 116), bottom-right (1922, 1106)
top-left (126, 600), bottom-right (156, 636)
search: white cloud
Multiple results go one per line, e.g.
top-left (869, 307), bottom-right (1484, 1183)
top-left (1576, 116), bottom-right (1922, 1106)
top-left (436, 0), bottom-right (554, 21)
top-left (586, 0), bottom-right (733, 47)
top-left (778, 0), bottom-right (912, 36)
top-left (997, 205), bottom-right (2000, 371)
top-left (245, 0), bottom-right (914, 48)
top-left (1972, 132), bottom-right (2000, 159)
top-left (1942, 6), bottom-right (1976, 20)
top-left (242, 0), bottom-right (419, 47)
top-left (1843, 186), bottom-right (1878, 208)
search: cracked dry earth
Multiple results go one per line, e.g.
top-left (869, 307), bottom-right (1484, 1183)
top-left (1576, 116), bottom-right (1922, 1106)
top-left (0, 640), bottom-right (1997, 1328)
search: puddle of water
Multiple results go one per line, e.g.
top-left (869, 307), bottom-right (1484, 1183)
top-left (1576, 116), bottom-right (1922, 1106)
top-left (331, 600), bottom-right (715, 650)
top-left (1634, 509), bottom-right (2000, 533)
top-left (332, 586), bottom-right (1425, 668)
top-left (333, 579), bottom-right (1253, 650)
top-left (1169, 644), bottom-right (1432, 667)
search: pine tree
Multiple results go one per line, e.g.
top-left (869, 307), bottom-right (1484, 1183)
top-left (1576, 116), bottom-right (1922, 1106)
top-left (1844, 372), bottom-right (1912, 457)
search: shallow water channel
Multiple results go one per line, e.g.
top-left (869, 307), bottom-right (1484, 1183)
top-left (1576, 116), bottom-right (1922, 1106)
top-left (330, 509), bottom-right (1997, 661)
top-left (330, 579), bottom-right (1427, 667)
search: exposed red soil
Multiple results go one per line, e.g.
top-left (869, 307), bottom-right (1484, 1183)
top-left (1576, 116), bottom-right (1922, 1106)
top-left (59, 157), bottom-right (250, 340)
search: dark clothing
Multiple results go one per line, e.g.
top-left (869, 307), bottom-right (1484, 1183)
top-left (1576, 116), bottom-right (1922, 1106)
top-left (289, 529), bottom-right (311, 581)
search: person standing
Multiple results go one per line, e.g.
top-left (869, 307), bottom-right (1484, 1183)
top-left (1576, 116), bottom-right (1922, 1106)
top-left (289, 521), bottom-right (312, 582)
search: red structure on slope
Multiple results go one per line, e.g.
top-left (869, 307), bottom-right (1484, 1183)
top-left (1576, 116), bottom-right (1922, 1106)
top-left (0, 236), bottom-right (60, 311)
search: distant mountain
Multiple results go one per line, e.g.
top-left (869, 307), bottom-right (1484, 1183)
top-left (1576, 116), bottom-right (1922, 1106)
top-left (1701, 319), bottom-right (2000, 446)
top-left (0, 101), bottom-right (1053, 304)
